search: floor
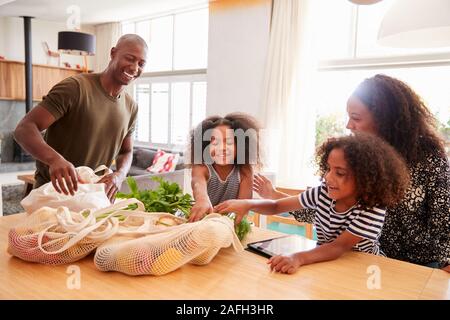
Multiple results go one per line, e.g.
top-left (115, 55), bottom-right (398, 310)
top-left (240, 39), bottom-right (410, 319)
top-left (255, 211), bottom-right (318, 240)
top-left (0, 170), bottom-right (34, 216)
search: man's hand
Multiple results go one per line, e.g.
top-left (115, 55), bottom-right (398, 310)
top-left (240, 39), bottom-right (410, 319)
top-left (214, 199), bottom-right (250, 225)
top-left (97, 172), bottom-right (125, 203)
top-left (48, 157), bottom-right (80, 196)
top-left (189, 198), bottom-right (213, 222)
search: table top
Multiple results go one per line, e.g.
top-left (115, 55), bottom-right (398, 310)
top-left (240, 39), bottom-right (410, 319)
top-left (0, 213), bottom-right (448, 300)
top-left (16, 174), bottom-right (35, 185)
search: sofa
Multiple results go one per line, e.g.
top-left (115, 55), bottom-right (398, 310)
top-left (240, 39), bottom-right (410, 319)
top-left (119, 169), bottom-right (190, 194)
top-left (119, 146), bottom-right (190, 194)
top-left (128, 147), bottom-right (186, 176)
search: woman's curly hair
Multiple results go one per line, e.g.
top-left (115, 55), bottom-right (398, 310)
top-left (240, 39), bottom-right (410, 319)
top-left (316, 133), bottom-right (410, 209)
top-left (352, 74), bottom-right (445, 166)
top-left (186, 112), bottom-right (263, 169)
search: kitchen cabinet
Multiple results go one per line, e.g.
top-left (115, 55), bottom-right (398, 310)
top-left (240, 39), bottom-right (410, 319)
top-left (0, 59), bottom-right (84, 101)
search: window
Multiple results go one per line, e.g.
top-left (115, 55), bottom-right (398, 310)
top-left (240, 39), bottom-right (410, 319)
top-left (310, 0), bottom-right (450, 146)
top-left (173, 9), bottom-right (208, 70)
top-left (122, 6), bottom-right (208, 148)
top-left (134, 75), bottom-right (207, 148)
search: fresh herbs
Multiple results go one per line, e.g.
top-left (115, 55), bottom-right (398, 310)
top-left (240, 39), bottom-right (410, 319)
top-left (116, 176), bottom-right (193, 218)
top-left (226, 213), bottom-right (252, 241)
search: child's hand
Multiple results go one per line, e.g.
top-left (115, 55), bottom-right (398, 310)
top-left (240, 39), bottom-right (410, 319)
top-left (189, 199), bottom-right (213, 222)
top-left (267, 254), bottom-right (304, 274)
top-left (214, 200), bottom-right (250, 225)
top-left (253, 174), bottom-right (277, 199)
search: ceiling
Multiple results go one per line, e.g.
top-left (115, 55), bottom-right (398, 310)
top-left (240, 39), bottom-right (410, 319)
top-left (0, 0), bottom-right (208, 25)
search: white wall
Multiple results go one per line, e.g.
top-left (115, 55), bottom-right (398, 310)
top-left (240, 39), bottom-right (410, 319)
top-left (206, 0), bottom-right (271, 122)
top-left (0, 17), bottom-right (95, 70)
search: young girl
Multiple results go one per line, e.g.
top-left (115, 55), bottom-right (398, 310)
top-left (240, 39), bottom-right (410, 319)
top-left (215, 133), bottom-right (410, 274)
top-left (187, 113), bottom-right (262, 222)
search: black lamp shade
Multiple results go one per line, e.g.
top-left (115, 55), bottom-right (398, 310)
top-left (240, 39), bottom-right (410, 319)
top-left (58, 31), bottom-right (95, 56)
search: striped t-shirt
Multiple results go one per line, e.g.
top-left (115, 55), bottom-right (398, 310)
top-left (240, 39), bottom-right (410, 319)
top-left (297, 184), bottom-right (386, 255)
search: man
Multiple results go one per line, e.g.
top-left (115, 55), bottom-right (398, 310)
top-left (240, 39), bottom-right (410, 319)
top-left (14, 34), bottom-right (147, 202)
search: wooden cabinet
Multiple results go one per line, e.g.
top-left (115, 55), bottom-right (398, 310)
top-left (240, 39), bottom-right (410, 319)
top-left (0, 59), bottom-right (84, 101)
top-left (0, 60), bottom-right (23, 100)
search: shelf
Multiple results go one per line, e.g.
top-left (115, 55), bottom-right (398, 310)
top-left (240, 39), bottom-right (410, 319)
top-left (0, 60), bottom-right (84, 101)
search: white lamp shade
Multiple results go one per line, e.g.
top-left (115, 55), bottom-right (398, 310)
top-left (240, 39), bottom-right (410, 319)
top-left (378, 0), bottom-right (450, 48)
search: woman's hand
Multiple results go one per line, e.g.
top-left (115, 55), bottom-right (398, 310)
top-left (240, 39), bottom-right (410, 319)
top-left (253, 174), bottom-right (277, 199)
top-left (189, 198), bottom-right (213, 222)
top-left (267, 253), bottom-right (304, 274)
top-left (214, 199), bottom-right (250, 224)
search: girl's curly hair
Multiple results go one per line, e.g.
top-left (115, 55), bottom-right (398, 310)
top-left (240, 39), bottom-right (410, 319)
top-left (186, 112), bottom-right (263, 169)
top-left (316, 133), bottom-right (410, 209)
top-left (352, 74), bottom-right (445, 166)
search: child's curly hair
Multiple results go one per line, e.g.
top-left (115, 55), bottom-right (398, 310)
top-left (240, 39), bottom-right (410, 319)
top-left (316, 133), bottom-right (410, 209)
top-left (186, 112), bottom-right (263, 169)
top-left (352, 74), bottom-right (446, 166)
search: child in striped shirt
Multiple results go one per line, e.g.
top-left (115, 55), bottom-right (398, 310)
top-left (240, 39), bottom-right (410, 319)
top-left (187, 113), bottom-right (263, 222)
top-left (215, 133), bottom-right (410, 274)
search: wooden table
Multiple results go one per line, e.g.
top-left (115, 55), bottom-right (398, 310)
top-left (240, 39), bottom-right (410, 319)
top-left (16, 174), bottom-right (35, 197)
top-left (0, 213), bottom-right (448, 300)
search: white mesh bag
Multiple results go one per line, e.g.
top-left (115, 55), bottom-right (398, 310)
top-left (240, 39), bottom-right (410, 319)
top-left (94, 213), bottom-right (243, 276)
top-left (7, 198), bottom-right (143, 265)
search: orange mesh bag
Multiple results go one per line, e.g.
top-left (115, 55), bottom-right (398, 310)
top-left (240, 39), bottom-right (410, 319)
top-left (7, 199), bottom-right (144, 265)
top-left (94, 214), bottom-right (243, 276)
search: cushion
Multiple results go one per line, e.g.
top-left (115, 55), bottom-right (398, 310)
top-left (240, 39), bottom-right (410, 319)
top-left (146, 150), bottom-right (180, 173)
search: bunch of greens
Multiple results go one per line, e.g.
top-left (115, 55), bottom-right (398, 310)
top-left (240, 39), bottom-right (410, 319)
top-left (116, 176), bottom-right (193, 218)
top-left (115, 176), bottom-right (251, 241)
top-left (228, 214), bottom-right (251, 241)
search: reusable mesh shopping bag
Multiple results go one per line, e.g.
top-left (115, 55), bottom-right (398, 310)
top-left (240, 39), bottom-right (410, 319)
top-left (94, 213), bottom-right (243, 276)
top-left (7, 198), bottom-right (143, 265)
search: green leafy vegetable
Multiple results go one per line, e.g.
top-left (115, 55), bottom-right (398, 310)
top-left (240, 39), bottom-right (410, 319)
top-left (227, 213), bottom-right (251, 241)
top-left (116, 176), bottom-right (193, 218)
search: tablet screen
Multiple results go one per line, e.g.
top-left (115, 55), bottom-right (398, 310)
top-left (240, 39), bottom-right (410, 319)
top-left (246, 235), bottom-right (317, 258)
